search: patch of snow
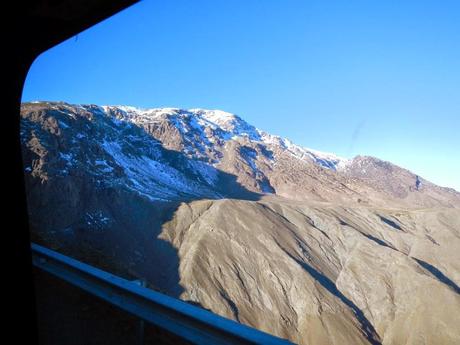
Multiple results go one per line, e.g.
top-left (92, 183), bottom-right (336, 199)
top-left (95, 159), bottom-right (114, 173)
top-left (241, 147), bottom-right (258, 173)
top-left (60, 152), bottom-right (73, 162)
top-left (260, 132), bottom-right (284, 147)
top-left (192, 109), bottom-right (236, 126)
top-left (59, 120), bottom-right (70, 129)
top-left (116, 105), bottom-right (146, 113)
top-left (188, 160), bottom-right (219, 185)
top-left (102, 139), bottom-right (216, 200)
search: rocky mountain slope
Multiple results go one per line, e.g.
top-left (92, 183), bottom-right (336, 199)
top-left (21, 102), bottom-right (460, 345)
top-left (99, 104), bottom-right (459, 208)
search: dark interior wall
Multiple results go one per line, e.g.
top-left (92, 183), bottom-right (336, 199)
top-left (4, 1), bottom-right (138, 343)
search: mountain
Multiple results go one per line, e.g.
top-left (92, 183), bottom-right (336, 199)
top-left (21, 101), bottom-right (460, 345)
top-left (101, 104), bottom-right (459, 208)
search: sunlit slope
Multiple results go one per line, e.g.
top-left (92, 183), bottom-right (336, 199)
top-left (161, 197), bottom-right (460, 345)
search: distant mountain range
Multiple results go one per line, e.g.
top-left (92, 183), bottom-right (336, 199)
top-left (21, 101), bottom-right (460, 345)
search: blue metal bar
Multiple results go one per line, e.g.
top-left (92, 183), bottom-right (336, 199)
top-left (31, 243), bottom-right (294, 345)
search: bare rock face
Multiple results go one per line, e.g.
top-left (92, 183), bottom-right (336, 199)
top-left (21, 102), bottom-right (460, 345)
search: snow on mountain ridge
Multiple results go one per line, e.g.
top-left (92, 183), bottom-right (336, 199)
top-left (256, 131), bottom-right (349, 170)
top-left (189, 108), bottom-right (237, 124)
top-left (101, 105), bottom-right (348, 171)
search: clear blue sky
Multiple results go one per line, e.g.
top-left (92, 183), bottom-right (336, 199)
top-left (22, 0), bottom-right (460, 191)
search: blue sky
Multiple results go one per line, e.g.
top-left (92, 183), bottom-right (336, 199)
top-left (22, 0), bottom-right (460, 191)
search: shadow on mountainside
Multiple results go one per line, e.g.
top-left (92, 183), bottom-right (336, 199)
top-left (413, 258), bottom-right (460, 295)
top-left (25, 166), bottom-right (261, 302)
top-left (22, 102), bottom-right (262, 300)
top-left (378, 216), bottom-right (402, 231)
top-left (26, 165), bottom-right (261, 299)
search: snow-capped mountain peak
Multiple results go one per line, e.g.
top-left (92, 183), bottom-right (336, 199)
top-left (189, 108), bottom-right (237, 125)
top-left (99, 105), bottom-right (347, 171)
